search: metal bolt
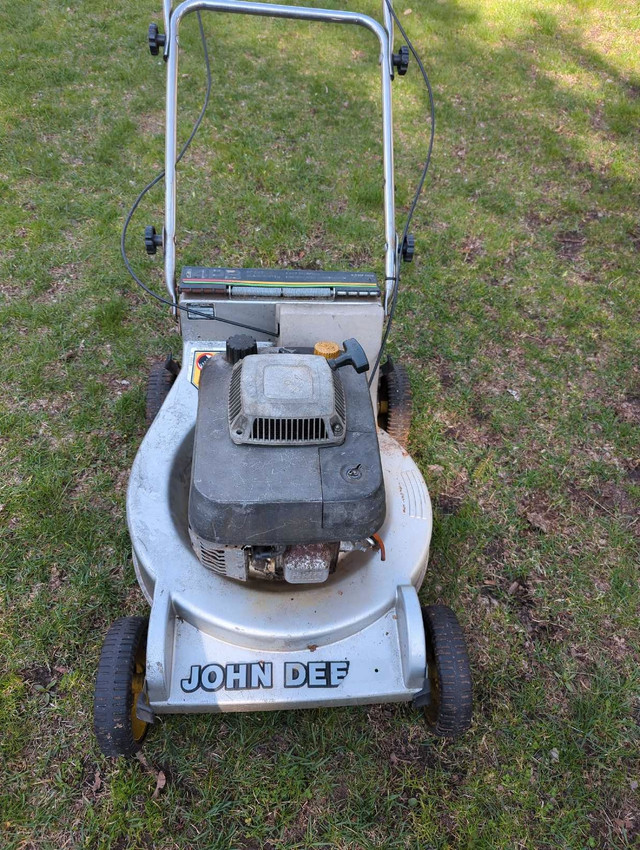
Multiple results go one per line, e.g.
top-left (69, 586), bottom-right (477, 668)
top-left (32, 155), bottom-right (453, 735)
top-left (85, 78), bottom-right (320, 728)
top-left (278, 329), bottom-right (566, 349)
top-left (346, 464), bottom-right (362, 479)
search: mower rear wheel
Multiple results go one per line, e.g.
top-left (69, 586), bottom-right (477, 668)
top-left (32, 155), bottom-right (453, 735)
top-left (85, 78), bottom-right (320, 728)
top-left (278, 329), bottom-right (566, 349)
top-left (94, 616), bottom-right (150, 758)
top-left (421, 605), bottom-right (473, 739)
top-left (146, 359), bottom-right (178, 427)
top-left (377, 357), bottom-right (412, 447)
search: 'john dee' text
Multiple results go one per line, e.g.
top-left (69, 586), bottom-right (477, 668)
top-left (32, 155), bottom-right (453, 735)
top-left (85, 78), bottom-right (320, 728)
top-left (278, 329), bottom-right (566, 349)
top-left (180, 660), bottom-right (350, 692)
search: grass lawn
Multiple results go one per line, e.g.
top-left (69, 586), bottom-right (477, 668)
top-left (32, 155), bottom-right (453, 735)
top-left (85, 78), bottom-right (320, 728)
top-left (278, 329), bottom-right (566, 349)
top-left (1, 0), bottom-right (638, 847)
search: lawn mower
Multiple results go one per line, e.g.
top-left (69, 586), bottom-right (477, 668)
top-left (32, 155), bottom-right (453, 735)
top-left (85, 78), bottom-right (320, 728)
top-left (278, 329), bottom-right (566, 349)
top-left (93, 0), bottom-right (473, 757)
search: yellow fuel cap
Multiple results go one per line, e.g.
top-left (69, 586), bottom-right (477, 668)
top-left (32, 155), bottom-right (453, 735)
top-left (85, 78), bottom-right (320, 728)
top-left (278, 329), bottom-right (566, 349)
top-left (314, 341), bottom-right (341, 359)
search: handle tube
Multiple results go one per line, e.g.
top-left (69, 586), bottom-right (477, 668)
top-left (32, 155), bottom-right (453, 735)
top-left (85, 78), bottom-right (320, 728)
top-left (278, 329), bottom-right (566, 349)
top-left (164, 0), bottom-right (396, 306)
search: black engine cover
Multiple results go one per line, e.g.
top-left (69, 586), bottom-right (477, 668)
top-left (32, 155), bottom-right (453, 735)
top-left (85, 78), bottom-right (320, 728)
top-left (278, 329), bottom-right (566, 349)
top-left (188, 352), bottom-right (386, 545)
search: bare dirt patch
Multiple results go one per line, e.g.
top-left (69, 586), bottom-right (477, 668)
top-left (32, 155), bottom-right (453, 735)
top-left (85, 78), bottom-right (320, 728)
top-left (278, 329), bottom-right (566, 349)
top-left (628, 228), bottom-right (640, 252)
top-left (435, 356), bottom-right (455, 388)
top-left (36, 262), bottom-right (81, 303)
top-left (517, 495), bottom-right (561, 536)
top-left (524, 209), bottom-right (557, 232)
top-left (21, 665), bottom-right (56, 690)
top-left (136, 111), bottom-right (164, 136)
top-left (555, 229), bottom-right (587, 259)
top-left (0, 280), bottom-right (24, 300)
top-left (482, 538), bottom-right (507, 567)
top-left (614, 393), bottom-right (640, 424)
top-left (626, 460), bottom-right (640, 483)
top-left (366, 704), bottom-right (436, 770)
top-left (460, 235), bottom-right (485, 263)
top-left (569, 481), bottom-right (639, 538)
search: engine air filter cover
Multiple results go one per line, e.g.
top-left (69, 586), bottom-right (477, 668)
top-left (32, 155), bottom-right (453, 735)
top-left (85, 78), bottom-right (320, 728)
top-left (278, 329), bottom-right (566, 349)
top-left (229, 354), bottom-right (346, 446)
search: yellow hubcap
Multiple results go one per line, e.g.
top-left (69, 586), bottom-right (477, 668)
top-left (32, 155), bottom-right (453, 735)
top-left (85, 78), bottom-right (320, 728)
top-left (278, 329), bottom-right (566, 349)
top-left (130, 643), bottom-right (148, 742)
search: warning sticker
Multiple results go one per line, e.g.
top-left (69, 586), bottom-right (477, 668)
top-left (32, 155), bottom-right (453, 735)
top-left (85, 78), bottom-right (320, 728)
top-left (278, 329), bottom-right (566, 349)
top-left (190, 351), bottom-right (218, 388)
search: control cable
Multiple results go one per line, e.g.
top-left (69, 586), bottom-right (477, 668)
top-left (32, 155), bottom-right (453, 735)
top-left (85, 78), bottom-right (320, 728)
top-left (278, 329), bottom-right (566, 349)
top-left (121, 13), bottom-right (277, 337)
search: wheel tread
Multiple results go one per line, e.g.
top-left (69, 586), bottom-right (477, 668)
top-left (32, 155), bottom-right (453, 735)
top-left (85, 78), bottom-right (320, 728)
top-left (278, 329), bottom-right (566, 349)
top-left (93, 616), bottom-right (149, 758)
top-left (422, 604), bottom-right (473, 739)
top-left (378, 357), bottom-right (413, 447)
top-left (146, 361), bottom-right (176, 427)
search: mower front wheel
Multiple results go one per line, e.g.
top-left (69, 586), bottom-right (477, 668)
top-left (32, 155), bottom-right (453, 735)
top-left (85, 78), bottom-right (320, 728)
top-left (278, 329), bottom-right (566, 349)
top-left (94, 616), bottom-right (150, 758)
top-left (146, 356), bottom-right (179, 427)
top-left (420, 604), bottom-right (473, 739)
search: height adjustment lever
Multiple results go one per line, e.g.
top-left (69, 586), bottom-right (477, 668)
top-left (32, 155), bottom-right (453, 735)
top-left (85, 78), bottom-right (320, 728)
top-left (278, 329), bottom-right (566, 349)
top-left (148, 23), bottom-right (166, 56)
top-left (401, 233), bottom-right (415, 263)
top-left (327, 339), bottom-right (370, 375)
top-left (144, 225), bottom-right (163, 255)
top-left (392, 45), bottom-right (410, 77)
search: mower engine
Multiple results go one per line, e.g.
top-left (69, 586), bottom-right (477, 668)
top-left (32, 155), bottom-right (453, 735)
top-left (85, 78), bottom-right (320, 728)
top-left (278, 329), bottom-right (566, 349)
top-left (188, 335), bottom-right (385, 583)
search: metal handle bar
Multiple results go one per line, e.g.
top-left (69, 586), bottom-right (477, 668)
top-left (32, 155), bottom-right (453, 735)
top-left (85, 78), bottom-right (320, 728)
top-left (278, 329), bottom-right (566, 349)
top-left (163, 0), bottom-right (395, 58)
top-left (163, 0), bottom-right (397, 308)
top-left (165, 0), bottom-right (395, 71)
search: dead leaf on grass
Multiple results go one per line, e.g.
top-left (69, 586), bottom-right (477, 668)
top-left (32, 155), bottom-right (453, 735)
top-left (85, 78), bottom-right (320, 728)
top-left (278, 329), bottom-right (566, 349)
top-left (136, 752), bottom-right (167, 799)
top-left (135, 751), bottom-right (153, 771)
top-left (461, 235), bottom-right (484, 263)
top-left (526, 511), bottom-right (550, 533)
top-left (614, 815), bottom-right (636, 834)
top-left (152, 770), bottom-right (167, 799)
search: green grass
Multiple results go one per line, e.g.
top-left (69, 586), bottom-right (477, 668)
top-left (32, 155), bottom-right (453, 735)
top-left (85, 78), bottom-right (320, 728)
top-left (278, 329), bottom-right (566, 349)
top-left (1, 0), bottom-right (639, 847)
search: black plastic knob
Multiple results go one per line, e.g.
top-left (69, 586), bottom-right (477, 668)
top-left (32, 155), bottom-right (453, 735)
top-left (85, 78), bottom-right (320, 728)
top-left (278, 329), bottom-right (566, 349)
top-left (327, 338), bottom-right (369, 375)
top-left (148, 22), bottom-right (166, 56)
top-left (392, 45), bottom-right (410, 77)
top-left (144, 225), bottom-right (163, 255)
top-left (401, 233), bottom-right (415, 263)
top-left (226, 334), bottom-right (258, 365)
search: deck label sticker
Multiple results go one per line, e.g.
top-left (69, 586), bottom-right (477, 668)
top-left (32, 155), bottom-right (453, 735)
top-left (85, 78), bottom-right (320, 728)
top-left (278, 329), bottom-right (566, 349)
top-left (180, 660), bottom-right (350, 693)
top-left (190, 350), bottom-right (218, 388)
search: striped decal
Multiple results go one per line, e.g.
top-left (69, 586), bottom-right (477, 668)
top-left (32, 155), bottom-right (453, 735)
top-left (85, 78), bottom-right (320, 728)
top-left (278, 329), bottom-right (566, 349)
top-left (181, 278), bottom-right (378, 288)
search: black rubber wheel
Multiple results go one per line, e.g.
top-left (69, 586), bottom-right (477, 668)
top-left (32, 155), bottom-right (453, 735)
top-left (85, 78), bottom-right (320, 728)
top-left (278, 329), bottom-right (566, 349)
top-left (421, 605), bottom-right (473, 739)
top-left (377, 357), bottom-right (413, 447)
top-left (146, 360), bottom-right (177, 428)
top-left (94, 616), bottom-right (149, 758)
